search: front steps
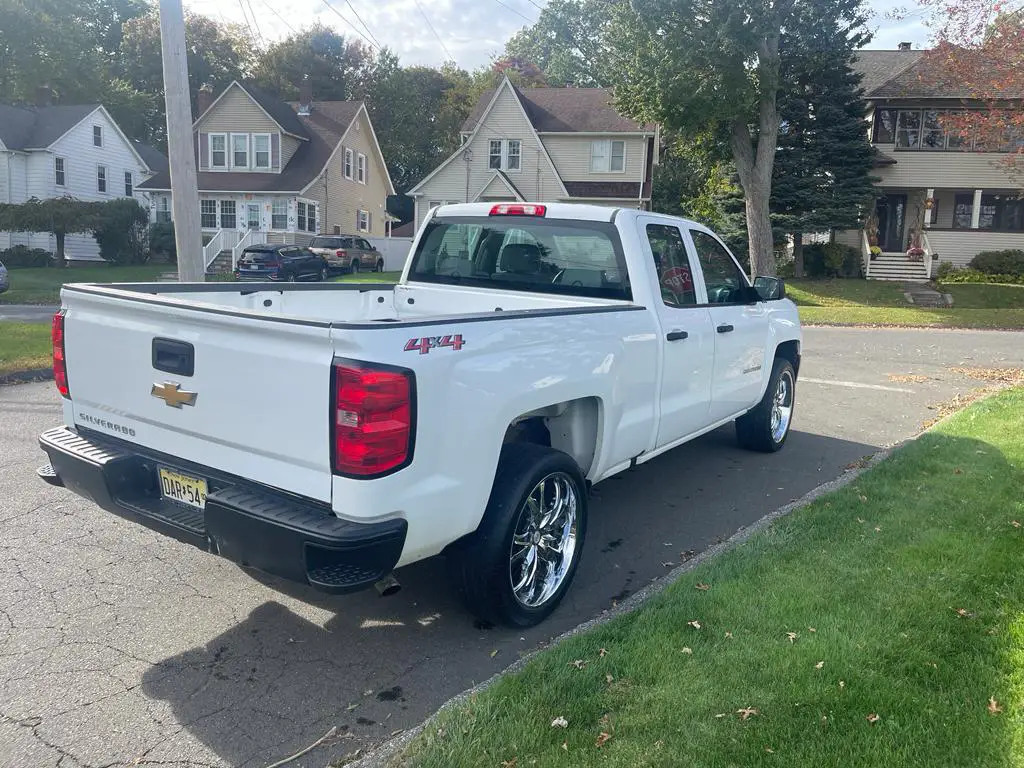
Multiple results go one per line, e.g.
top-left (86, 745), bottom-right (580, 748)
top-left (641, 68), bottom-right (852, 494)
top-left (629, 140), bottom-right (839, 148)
top-left (867, 253), bottom-right (930, 282)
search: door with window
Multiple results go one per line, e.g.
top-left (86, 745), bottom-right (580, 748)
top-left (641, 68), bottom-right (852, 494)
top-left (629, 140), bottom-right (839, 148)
top-left (246, 203), bottom-right (260, 230)
top-left (875, 195), bottom-right (907, 251)
top-left (686, 228), bottom-right (768, 422)
top-left (637, 217), bottom-right (715, 448)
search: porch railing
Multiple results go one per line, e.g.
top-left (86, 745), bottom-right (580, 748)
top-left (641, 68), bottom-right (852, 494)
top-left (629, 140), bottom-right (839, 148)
top-left (232, 230), bottom-right (268, 271)
top-left (921, 231), bottom-right (934, 279)
top-left (202, 230), bottom-right (224, 270)
top-left (861, 229), bottom-right (873, 279)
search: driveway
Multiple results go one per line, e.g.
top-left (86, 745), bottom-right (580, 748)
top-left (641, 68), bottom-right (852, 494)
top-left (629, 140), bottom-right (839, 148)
top-left (1, 327), bottom-right (1021, 767)
top-left (0, 305), bottom-right (58, 323)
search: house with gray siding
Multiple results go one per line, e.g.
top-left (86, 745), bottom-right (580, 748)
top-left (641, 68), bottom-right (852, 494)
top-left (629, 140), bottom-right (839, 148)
top-left (837, 45), bottom-right (1024, 281)
top-left (138, 80), bottom-right (395, 271)
top-left (408, 77), bottom-right (658, 230)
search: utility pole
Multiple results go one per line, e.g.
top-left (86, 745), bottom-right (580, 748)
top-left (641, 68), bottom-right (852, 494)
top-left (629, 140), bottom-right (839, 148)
top-left (159, 0), bottom-right (204, 281)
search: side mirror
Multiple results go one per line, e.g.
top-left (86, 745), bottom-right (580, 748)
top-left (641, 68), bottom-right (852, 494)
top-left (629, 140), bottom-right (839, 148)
top-left (753, 276), bottom-right (786, 301)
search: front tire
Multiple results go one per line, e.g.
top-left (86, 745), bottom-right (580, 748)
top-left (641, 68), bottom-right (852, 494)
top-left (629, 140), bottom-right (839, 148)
top-left (450, 444), bottom-right (588, 627)
top-left (376, 259), bottom-right (384, 273)
top-left (736, 357), bottom-right (796, 452)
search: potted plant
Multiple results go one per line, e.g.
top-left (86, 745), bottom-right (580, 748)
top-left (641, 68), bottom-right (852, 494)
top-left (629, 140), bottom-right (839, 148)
top-left (906, 228), bottom-right (925, 262)
top-left (870, 245), bottom-right (881, 260)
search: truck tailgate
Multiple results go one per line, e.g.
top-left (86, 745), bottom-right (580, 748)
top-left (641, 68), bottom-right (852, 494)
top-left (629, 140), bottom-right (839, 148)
top-left (61, 288), bottom-right (335, 503)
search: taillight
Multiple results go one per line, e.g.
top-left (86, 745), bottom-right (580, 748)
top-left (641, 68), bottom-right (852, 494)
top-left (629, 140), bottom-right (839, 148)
top-left (490, 203), bottom-right (546, 217)
top-left (335, 249), bottom-right (347, 259)
top-left (332, 362), bottom-right (415, 477)
top-left (52, 310), bottom-right (69, 398)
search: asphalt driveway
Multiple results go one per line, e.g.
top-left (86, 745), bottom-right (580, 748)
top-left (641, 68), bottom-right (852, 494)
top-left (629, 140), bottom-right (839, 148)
top-left (0, 305), bottom-right (58, 323)
top-left (1, 327), bottom-right (1021, 767)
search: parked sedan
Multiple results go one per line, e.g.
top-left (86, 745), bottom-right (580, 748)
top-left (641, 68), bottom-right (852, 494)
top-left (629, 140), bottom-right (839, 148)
top-left (309, 235), bottom-right (385, 274)
top-left (0, 260), bottom-right (8, 294)
top-left (234, 245), bottom-right (328, 281)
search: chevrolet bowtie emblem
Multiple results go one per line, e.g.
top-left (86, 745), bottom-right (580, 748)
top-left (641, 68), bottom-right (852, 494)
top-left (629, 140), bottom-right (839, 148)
top-left (151, 382), bottom-right (198, 408)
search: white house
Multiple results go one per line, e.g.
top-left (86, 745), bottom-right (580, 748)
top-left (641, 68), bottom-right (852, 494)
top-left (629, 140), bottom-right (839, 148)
top-left (0, 98), bottom-right (164, 261)
top-left (408, 76), bottom-right (659, 230)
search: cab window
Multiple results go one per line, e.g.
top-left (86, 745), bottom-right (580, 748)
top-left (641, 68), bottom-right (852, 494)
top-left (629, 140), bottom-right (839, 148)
top-left (645, 223), bottom-right (696, 307)
top-left (689, 230), bottom-right (749, 304)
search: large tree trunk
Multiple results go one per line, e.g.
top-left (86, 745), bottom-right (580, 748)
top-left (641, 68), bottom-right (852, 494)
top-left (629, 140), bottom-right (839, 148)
top-left (792, 231), bottom-right (804, 278)
top-left (55, 232), bottom-right (66, 266)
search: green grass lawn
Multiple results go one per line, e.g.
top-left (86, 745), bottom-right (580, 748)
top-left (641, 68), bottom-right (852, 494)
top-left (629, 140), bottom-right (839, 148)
top-left (0, 265), bottom-right (168, 305)
top-left (789, 279), bottom-right (1024, 329)
top-left (398, 387), bottom-right (1024, 768)
top-left (0, 323), bottom-right (51, 374)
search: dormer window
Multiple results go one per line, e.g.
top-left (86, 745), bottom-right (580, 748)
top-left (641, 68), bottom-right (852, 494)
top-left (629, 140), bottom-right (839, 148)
top-left (231, 134), bottom-right (249, 168)
top-left (210, 134), bottom-right (227, 168)
top-left (590, 140), bottom-right (625, 172)
top-left (253, 134), bottom-right (271, 169)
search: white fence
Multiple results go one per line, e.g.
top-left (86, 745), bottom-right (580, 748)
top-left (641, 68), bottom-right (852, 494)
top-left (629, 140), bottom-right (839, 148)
top-left (368, 237), bottom-right (414, 272)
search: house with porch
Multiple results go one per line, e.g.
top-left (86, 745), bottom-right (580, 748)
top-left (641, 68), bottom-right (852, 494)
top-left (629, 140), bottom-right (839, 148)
top-left (138, 80), bottom-right (394, 272)
top-left (408, 76), bottom-right (658, 230)
top-left (838, 45), bottom-right (1024, 281)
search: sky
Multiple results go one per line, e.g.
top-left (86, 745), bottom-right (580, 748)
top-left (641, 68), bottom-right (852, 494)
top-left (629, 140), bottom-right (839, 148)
top-left (186, 0), bottom-right (933, 71)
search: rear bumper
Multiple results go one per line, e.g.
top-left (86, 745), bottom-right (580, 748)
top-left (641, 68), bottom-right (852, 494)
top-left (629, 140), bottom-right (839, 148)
top-left (38, 426), bottom-right (407, 594)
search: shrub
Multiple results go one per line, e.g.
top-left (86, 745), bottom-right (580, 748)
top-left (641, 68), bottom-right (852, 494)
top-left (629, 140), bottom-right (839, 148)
top-left (148, 221), bottom-right (177, 262)
top-left (803, 242), bottom-right (861, 278)
top-left (936, 261), bottom-right (958, 280)
top-left (968, 249), bottom-right (1024, 276)
top-left (938, 266), bottom-right (1024, 285)
top-left (0, 245), bottom-right (54, 268)
top-left (92, 199), bottom-right (150, 264)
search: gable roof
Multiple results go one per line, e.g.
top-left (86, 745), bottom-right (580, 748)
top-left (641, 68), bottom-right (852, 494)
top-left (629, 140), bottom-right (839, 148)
top-left (139, 100), bottom-right (371, 194)
top-left (0, 103), bottom-right (101, 150)
top-left (193, 81), bottom-right (310, 140)
top-left (462, 86), bottom-right (655, 134)
top-left (474, 170), bottom-right (525, 201)
top-left (132, 140), bottom-right (169, 175)
top-left (852, 50), bottom-right (926, 96)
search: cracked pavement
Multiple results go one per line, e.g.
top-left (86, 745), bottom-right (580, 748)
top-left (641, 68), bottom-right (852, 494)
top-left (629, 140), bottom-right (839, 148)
top-left (1, 327), bottom-right (1022, 767)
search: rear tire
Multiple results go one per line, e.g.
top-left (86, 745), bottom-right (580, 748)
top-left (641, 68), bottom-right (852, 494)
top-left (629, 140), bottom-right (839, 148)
top-left (449, 444), bottom-right (587, 627)
top-left (736, 357), bottom-right (796, 452)
top-left (376, 259), bottom-right (384, 273)
top-left (286, 273), bottom-right (297, 283)
top-left (319, 264), bottom-right (328, 281)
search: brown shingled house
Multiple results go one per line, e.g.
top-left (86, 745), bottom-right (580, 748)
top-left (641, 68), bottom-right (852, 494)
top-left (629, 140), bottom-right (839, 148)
top-left (407, 76), bottom-right (658, 230)
top-left (835, 44), bottom-right (1024, 281)
top-left (138, 80), bottom-right (394, 271)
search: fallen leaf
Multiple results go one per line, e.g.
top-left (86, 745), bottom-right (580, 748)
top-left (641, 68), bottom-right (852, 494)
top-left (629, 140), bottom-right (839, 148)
top-left (955, 608), bottom-right (974, 618)
top-left (954, 467), bottom-right (964, 474)
top-left (662, 561), bottom-right (675, 567)
top-left (653, 740), bottom-right (663, 749)
top-left (695, 583), bottom-right (711, 591)
top-left (839, 681), bottom-right (846, 689)
top-left (599, 648), bottom-right (608, 657)
top-left (737, 707), bottom-right (760, 721)
top-left (346, 702), bottom-right (359, 711)
top-left (1011, 521), bottom-right (1021, 528)
top-left (858, 495), bottom-right (868, 503)
top-left (490, 649), bottom-right (499, 658)
top-left (786, 632), bottom-right (798, 643)
top-left (561, 742), bottom-right (568, 751)
top-left (988, 697), bottom-right (1003, 715)
top-left (874, 527), bottom-right (881, 533)
top-left (808, 627), bottom-right (817, 633)
top-left (714, 713), bottom-right (728, 719)
top-left (815, 661), bottom-right (825, 670)
top-left (681, 647), bottom-right (693, 654)
top-left (551, 716), bottom-right (569, 728)
top-left (501, 758), bottom-right (517, 767)
top-left (680, 549), bottom-right (696, 561)
top-left (688, 620), bottom-right (702, 630)
top-left (765, 746), bottom-right (775, 754)
top-left (599, 713), bottom-right (611, 727)
top-left (570, 659), bottom-right (586, 669)
top-left (887, 373), bottom-right (929, 384)
top-left (363, 689), bottom-right (373, 696)
top-left (724, 631), bottom-right (734, 639)
top-left (866, 713), bottom-right (880, 724)
top-left (605, 673), bottom-right (614, 684)
top-left (595, 732), bottom-right (612, 748)
top-left (856, 517), bottom-right (866, 524)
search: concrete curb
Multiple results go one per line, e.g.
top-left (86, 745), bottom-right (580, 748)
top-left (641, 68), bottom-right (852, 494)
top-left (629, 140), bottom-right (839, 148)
top-left (349, 447), bottom-right (896, 768)
top-left (0, 368), bottom-right (53, 387)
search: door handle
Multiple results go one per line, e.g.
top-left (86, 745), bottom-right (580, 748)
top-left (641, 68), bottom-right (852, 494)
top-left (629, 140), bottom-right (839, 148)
top-left (716, 324), bottom-right (735, 334)
top-left (666, 330), bottom-right (689, 342)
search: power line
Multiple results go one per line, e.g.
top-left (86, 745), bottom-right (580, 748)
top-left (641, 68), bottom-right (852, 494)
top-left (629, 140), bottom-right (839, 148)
top-left (245, 0), bottom-right (265, 43)
top-left (236, 0), bottom-right (259, 45)
top-left (522, 0), bottom-right (545, 10)
top-left (260, 0), bottom-right (297, 34)
top-left (491, 0), bottom-right (536, 24)
top-left (319, 0), bottom-right (378, 49)
top-left (412, 0), bottom-right (454, 63)
top-left (341, 0), bottom-right (382, 49)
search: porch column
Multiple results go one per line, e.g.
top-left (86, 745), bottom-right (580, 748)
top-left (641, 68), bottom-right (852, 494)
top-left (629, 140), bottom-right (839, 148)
top-left (924, 188), bottom-right (934, 228)
top-left (971, 189), bottom-right (983, 229)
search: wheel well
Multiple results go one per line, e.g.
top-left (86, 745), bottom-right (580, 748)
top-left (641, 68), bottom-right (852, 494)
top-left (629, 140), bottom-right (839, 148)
top-left (502, 397), bottom-right (600, 477)
top-left (775, 340), bottom-right (801, 376)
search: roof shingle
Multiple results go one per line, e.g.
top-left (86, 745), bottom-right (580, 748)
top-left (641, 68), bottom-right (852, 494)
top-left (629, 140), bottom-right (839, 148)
top-left (0, 103), bottom-right (100, 150)
top-left (462, 86), bottom-right (654, 134)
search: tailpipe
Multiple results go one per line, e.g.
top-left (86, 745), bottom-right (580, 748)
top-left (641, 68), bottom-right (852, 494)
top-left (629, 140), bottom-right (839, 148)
top-left (375, 573), bottom-right (401, 597)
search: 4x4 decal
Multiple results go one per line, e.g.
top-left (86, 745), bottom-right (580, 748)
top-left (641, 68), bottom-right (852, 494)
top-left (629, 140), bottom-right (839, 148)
top-left (404, 334), bottom-right (466, 355)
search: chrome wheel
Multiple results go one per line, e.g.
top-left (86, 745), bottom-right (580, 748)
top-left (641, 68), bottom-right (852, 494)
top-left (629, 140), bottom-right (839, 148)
top-left (770, 370), bottom-right (794, 443)
top-left (509, 472), bottom-right (579, 608)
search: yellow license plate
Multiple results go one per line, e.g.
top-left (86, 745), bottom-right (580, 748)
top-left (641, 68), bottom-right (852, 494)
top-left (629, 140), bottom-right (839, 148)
top-left (158, 467), bottom-right (208, 510)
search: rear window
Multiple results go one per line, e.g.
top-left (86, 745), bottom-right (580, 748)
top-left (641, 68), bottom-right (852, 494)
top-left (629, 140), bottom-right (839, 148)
top-left (310, 237), bottom-right (337, 249)
top-left (408, 216), bottom-right (631, 301)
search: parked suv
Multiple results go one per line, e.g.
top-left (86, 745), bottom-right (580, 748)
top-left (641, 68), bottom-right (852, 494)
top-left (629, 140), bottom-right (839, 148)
top-left (0, 259), bottom-right (8, 294)
top-left (309, 235), bottom-right (384, 274)
top-left (234, 245), bottom-right (328, 281)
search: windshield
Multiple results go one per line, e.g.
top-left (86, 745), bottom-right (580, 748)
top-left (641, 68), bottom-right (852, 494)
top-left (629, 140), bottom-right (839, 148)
top-left (408, 216), bottom-right (631, 301)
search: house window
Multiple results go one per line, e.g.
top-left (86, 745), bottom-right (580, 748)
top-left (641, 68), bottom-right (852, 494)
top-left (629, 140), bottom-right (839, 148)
top-left (210, 134), bottom-right (227, 168)
top-left (93, 126), bottom-right (102, 147)
top-left (297, 201), bottom-right (307, 231)
top-left (922, 110), bottom-right (945, 149)
top-left (231, 134), bottom-right (249, 168)
top-left (895, 110), bottom-right (922, 149)
top-left (357, 210), bottom-right (370, 232)
top-left (591, 140), bottom-right (625, 172)
top-left (157, 196), bottom-right (171, 223)
top-left (200, 199), bottom-right (217, 228)
top-left (220, 200), bottom-right (236, 229)
top-left (872, 109), bottom-right (895, 143)
top-left (271, 200), bottom-right (288, 229)
top-left (357, 153), bottom-right (367, 184)
top-left (507, 140), bottom-right (521, 171)
top-left (253, 134), bottom-right (271, 169)
top-left (306, 203), bottom-right (317, 232)
top-left (489, 140), bottom-right (503, 170)
top-left (54, 157), bottom-right (66, 187)
top-left (344, 148), bottom-right (353, 179)
top-left (124, 171), bottom-right (133, 197)
top-left (97, 165), bottom-right (107, 193)
top-left (953, 194), bottom-right (1024, 231)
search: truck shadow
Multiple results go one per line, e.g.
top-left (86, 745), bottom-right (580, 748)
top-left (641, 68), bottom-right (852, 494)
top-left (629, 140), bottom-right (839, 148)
top-left (140, 425), bottom-right (882, 767)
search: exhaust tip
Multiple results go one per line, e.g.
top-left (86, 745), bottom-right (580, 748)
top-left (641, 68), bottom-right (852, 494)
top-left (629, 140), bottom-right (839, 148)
top-left (375, 573), bottom-right (401, 597)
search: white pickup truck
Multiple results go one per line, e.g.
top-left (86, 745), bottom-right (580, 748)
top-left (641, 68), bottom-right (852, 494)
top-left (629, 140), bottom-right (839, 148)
top-left (39, 203), bottom-right (801, 627)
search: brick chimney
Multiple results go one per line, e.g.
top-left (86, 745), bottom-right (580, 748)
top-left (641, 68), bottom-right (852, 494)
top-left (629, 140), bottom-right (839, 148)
top-left (35, 86), bottom-right (54, 107)
top-left (195, 85), bottom-right (215, 118)
top-left (898, 41), bottom-right (912, 51)
top-left (298, 75), bottom-right (313, 116)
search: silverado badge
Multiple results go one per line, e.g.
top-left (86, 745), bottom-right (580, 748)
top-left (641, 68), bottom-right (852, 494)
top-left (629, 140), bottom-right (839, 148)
top-left (151, 382), bottom-right (198, 408)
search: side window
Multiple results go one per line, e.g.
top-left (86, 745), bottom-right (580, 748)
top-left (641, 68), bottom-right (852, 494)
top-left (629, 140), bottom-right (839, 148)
top-left (689, 230), bottom-right (748, 304)
top-left (357, 238), bottom-right (372, 250)
top-left (645, 224), bottom-right (696, 307)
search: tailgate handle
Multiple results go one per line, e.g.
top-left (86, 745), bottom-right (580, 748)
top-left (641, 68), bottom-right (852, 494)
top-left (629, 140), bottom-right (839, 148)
top-left (152, 338), bottom-right (195, 377)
